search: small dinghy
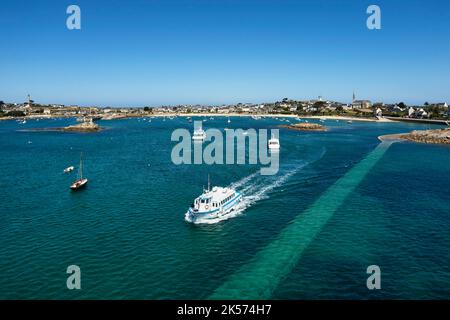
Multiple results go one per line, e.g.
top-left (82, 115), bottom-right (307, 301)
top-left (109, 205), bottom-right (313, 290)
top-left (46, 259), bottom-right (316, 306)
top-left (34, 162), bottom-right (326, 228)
top-left (64, 166), bottom-right (74, 173)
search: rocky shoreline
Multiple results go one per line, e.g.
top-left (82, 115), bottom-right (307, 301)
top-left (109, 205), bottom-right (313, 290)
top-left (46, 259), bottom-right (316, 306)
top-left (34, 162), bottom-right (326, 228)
top-left (280, 123), bottom-right (327, 131)
top-left (379, 128), bottom-right (450, 145)
top-left (63, 121), bottom-right (100, 132)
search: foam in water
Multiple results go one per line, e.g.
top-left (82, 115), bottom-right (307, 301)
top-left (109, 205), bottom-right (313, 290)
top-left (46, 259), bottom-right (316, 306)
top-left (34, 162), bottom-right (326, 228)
top-left (210, 142), bottom-right (392, 299)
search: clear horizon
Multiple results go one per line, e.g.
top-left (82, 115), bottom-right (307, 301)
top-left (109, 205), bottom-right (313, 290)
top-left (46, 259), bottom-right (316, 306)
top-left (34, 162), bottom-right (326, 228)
top-left (1, 0), bottom-right (449, 107)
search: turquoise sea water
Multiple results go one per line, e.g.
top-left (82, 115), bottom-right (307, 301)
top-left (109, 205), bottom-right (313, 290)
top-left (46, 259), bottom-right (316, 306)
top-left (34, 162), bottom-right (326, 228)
top-left (0, 117), bottom-right (448, 299)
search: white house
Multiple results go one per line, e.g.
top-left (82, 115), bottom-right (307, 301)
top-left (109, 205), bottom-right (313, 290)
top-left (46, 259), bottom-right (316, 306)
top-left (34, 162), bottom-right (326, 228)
top-left (434, 102), bottom-right (448, 108)
top-left (416, 108), bottom-right (428, 118)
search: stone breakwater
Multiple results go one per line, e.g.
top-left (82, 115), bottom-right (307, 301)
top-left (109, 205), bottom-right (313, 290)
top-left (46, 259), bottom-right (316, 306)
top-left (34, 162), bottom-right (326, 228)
top-left (20, 121), bottom-right (101, 133)
top-left (379, 128), bottom-right (450, 145)
top-left (280, 123), bottom-right (327, 131)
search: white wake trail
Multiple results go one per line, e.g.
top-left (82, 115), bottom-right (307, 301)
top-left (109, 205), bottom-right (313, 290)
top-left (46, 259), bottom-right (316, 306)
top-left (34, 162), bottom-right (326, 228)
top-left (228, 171), bottom-right (259, 190)
top-left (188, 148), bottom-right (326, 225)
top-left (236, 163), bottom-right (308, 212)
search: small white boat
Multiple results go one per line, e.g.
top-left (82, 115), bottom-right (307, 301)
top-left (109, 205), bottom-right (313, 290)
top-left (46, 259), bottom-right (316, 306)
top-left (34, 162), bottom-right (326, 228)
top-left (64, 166), bottom-right (74, 173)
top-left (185, 177), bottom-right (242, 223)
top-left (268, 135), bottom-right (280, 150)
top-left (192, 128), bottom-right (207, 141)
top-left (227, 118), bottom-right (231, 124)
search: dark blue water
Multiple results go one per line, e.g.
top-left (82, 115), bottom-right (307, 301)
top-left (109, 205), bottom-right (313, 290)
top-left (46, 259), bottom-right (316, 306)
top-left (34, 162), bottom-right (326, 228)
top-left (0, 117), bottom-right (448, 299)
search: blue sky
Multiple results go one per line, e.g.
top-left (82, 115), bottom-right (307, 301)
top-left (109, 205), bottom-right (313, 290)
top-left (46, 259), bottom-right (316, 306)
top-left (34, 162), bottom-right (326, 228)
top-left (1, 0), bottom-right (449, 106)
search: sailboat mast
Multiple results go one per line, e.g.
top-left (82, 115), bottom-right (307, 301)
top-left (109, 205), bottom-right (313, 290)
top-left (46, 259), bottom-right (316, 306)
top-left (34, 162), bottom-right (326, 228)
top-left (208, 174), bottom-right (210, 192)
top-left (80, 152), bottom-right (83, 179)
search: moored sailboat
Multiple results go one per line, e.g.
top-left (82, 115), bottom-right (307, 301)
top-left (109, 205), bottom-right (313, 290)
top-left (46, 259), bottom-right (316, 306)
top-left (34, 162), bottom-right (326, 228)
top-left (70, 153), bottom-right (88, 190)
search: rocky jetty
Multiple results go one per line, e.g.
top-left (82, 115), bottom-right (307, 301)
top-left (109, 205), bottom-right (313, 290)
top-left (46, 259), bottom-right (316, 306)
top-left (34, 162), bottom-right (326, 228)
top-left (280, 123), bottom-right (327, 131)
top-left (401, 128), bottom-right (450, 144)
top-left (379, 128), bottom-right (450, 145)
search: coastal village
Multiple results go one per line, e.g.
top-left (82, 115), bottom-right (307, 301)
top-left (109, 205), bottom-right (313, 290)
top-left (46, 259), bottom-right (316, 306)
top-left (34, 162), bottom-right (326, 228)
top-left (0, 94), bottom-right (449, 123)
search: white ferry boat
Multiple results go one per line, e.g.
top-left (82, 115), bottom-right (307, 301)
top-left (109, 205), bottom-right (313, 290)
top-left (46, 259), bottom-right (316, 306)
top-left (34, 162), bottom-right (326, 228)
top-left (192, 128), bottom-right (207, 141)
top-left (186, 179), bottom-right (242, 223)
top-left (268, 135), bottom-right (280, 150)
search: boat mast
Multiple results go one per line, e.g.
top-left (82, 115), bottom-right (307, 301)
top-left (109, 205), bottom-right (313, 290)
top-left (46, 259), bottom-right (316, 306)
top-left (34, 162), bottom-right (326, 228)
top-left (79, 152), bottom-right (83, 180)
top-left (208, 174), bottom-right (210, 192)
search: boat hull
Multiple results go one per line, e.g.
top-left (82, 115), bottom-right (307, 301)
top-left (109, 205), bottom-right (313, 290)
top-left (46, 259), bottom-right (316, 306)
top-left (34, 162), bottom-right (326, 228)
top-left (70, 178), bottom-right (88, 190)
